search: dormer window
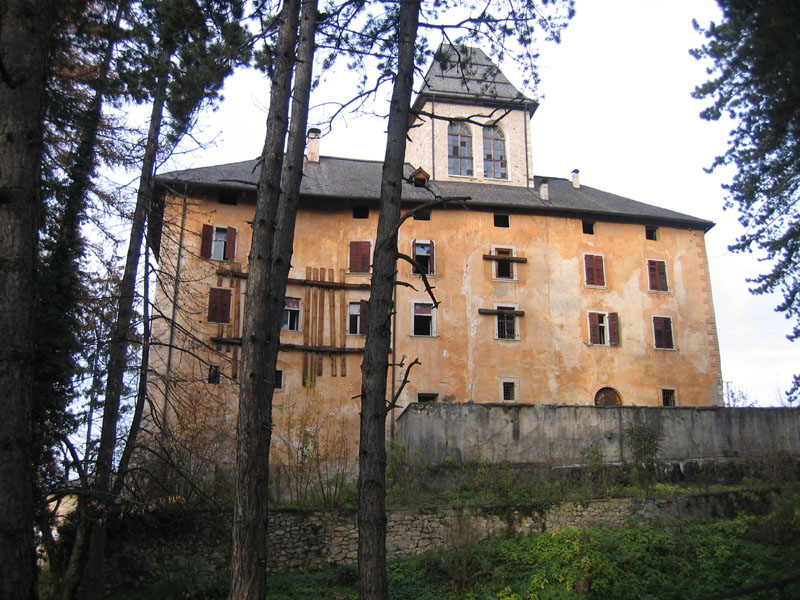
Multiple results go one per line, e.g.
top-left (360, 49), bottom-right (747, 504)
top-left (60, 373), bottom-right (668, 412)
top-left (483, 125), bottom-right (507, 179)
top-left (448, 122), bottom-right (473, 176)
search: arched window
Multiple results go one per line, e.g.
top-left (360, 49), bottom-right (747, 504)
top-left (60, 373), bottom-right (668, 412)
top-left (483, 125), bottom-right (507, 179)
top-left (448, 122), bottom-right (473, 176)
top-left (594, 387), bottom-right (622, 406)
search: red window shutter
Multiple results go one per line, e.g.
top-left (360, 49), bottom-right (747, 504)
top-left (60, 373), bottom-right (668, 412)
top-left (224, 227), bottom-right (237, 261)
top-left (584, 255), bottom-right (593, 284)
top-left (207, 288), bottom-right (219, 321)
top-left (219, 289), bottom-right (232, 323)
top-left (609, 312), bottom-right (619, 346)
top-left (648, 260), bottom-right (668, 291)
top-left (657, 261), bottom-right (667, 291)
top-left (201, 224), bottom-right (213, 258)
top-left (663, 317), bottom-right (673, 348)
top-left (648, 260), bottom-right (658, 290)
top-left (350, 241), bottom-right (370, 273)
top-left (589, 312), bottom-right (601, 344)
top-left (359, 299), bottom-right (370, 333)
top-left (594, 255), bottom-right (605, 286)
top-left (654, 316), bottom-right (673, 348)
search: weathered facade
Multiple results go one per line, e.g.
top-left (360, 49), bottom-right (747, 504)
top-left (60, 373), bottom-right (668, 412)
top-left (148, 46), bottom-right (722, 455)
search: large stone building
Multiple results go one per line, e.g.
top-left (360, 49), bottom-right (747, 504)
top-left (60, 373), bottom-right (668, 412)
top-left (149, 46), bottom-right (722, 453)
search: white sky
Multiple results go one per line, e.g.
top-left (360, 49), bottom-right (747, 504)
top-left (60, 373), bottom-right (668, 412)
top-left (169, 0), bottom-right (799, 405)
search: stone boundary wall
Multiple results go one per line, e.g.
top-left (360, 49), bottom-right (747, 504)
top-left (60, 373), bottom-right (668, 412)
top-left (395, 403), bottom-right (800, 465)
top-left (106, 489), bottom-right (771, 584)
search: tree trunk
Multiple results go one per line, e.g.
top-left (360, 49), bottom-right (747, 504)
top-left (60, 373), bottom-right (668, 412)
top-left (229, 1), bottom-right (303, 598)
top-left (358, 2), bottom-right (420, 599)
top-left (82, 43), bottom-right (172, 600)
top-left (0, 1), bottom-right (53, 598)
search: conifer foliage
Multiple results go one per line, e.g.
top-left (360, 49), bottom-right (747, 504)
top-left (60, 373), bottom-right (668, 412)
top-left (693, 1), bottom-right (800, 400)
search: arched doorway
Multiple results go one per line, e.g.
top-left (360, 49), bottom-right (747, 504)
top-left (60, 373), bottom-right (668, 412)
top-left (594, 387), bottom-right (622, 406)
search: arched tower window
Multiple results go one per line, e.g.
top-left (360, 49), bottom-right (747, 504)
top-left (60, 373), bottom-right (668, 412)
top-left (448, 122), bottom-right (473, 176)
top-left (594, 387), bottom-right (622, 406)
top-left (483, 125), bottom-right (507, 179)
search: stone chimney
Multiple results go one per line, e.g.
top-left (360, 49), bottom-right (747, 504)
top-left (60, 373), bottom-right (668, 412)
top-left (306, 128), bottom-right (321, 162)
top-left (539, 180), bottom-right (549, 201)
top-left (571, 169), bottom-right (580, 189)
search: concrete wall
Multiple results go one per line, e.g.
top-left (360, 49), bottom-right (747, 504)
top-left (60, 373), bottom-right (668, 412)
top-left (395, 403), bottom-right (800, 464)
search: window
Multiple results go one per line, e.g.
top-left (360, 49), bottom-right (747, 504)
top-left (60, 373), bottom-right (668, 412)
top-left (645, 226), bottom-right (659, 241)
top-left (412, 302), bottom-right (435, 336)
top-left (274, 370), bottom-right (283, 389)
top-left (417, 392), bottom-right (438, 402)
top-left (353, 206), bottom-right (369, 219)
top-left (500, 380), bottom-right (517, 402)
top-left (493, 213), bottom-right (510, 228)
top-left (349, 240), bottom-right (371, 273)
top-left (448, 122), bottom-right (473, 176)
top-left (412, 240), bottom-right (434, 275)
top-left (348, 301), bottom-right (369, 335)
top-left (588, 311), bottom-right (620, 346)
top-left (483, 125), bottom-right (507, 179)
top-left (201, 224), bottom-right (237, 261)
top-left (413, 207), bottom-right (431, 221)
top-left (582, 220), bottom-right (595, 235)
top-left (282, 297), bottom-right (300, 331)
top-left (207, 288), bottom-right (232, 323)
top-left (584, 254), bottom-right (606, 287)
top-left (653, 316), bottom-right (674, 349)
top-left (496, 306), bottom-right (517, 340)
top-left (494, 248), bottom-right (514, 279)
top-left (662, 389), bottom-right (675, 407)
top-left (647, 260), bottom-right (668, 292)
top-left (208, 365), bottom-right (221, 384)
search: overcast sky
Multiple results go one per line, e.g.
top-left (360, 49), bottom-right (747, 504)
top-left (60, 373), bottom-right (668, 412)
top-left (169, 0), bottom-right (799, 405)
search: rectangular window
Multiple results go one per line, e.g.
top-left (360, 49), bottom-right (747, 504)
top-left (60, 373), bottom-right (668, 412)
top-left (201, 224), bottom-right (237, 261)
top-left (282, 297), bottom-right (301, 331)
top-left (348, 301), bottom-right (369, 335)
top-left (417, 392), bottom-right (438, 402)
top-left (412, 302), bottom-right (435, 336)
top-left (501, 380), bottom-right (517, 402)
top-left (412, 240), bottom-right (434, 275)
top-left (582, 220), bottom-right (595, 235)
top-left (494, 248), bottom-right (514, 280)
top-left (274, 370), bottom-right (283, 389)
top-left (645, 226), bottom-right (659, 241)
top-left (662, 389), bottom-right (675, 407)
top-left (413, 207), bottom-right (431, 221)
top-left (353, 206), bottom-right (369, 219)
top-left (207, 288), bottom-right (232, 323)
top-left (653, 316), bottom-right (674, 349)
top-left (349, 241), bottom-right (371, 273)
top-left (208, 365), bottom-right (221, 384)
top-left (496, 306), bottom-right (517, 340)
top-left (494, 213), bottom-right (510, 228)
top-left (588, 311), bottom-right (620, 346)
top-left (647, 260), bottom-right (668, 292)
top-left (584, 254), bottom-right (606, 286)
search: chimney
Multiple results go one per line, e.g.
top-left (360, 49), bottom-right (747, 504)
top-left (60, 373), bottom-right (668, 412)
top-left (306, 128), bottom-right (321, 162)
top-left (539, 180), bottom-right (549, 201)
top-left (571, 169), bottom-right (580, 189)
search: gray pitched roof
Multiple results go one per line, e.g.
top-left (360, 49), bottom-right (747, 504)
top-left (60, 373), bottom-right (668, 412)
top-left (412, 44), bottom-right (538, 114)
top-left (155, 156), bottom-right (714, 231)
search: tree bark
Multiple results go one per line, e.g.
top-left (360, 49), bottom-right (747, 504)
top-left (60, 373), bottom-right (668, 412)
top-left (229, 1), bottom-right (304, 598)
top-left (358, 2), bottom-right (421, 599)
top-left (0, 1), bottom-right (53, 598)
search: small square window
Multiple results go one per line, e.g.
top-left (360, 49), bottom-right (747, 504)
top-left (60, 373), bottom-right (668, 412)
top-left (645, 226), bottom-right (658, 241)
top-left (662, 389), bottom-right (675, 407)
top-left (412, 302), bottom-right (435, 336)
top-left (417, 392), bottom-right (438, 403)
top-left (282, 298), bottom-right (301, 331)
top-left (353, 206), bottom-right (369, 219)
top-left (208, 365), bottom-right (221, 384)
top-left (494, 213), bottom-right (510, 228)
top-left (501, 381), bottom-right (517, 402)
top-left (218, 191), bottom-right (238, 205)
top-left (413, 208), bottom-right (431, 221)
top-left (275, 370), bottom-right (283, 389)
top-left (207, 288), bottom-right (232, 323)
top-left (582, 220), bottom-right (595, 235)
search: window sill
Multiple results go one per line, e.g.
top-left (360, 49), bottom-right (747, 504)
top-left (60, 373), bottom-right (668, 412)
top-left (495, 337), bottom-right (521, 342)
top-left (346, 332), bottom-right (366, 337)
top-left (447, 173), bottom-right (477, 180)
top-left (410, 334), bottom-right (438, 339)
top-left (648, 289), bottom-right (670, 294)
top-left (411, 273), bottom-right (437, 278)
top-left (654, 346), bottom-right (677, 351)
top-left (492, 277), bottom-right (518, 283)
top-left (585, 284), bottom-right (608, 290)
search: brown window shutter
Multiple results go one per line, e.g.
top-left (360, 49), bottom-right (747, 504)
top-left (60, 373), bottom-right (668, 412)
top-left (429, 241), bottom-right (435, 274)
top-left (594, 255), bottom-right (605, 286)
top-left (654, 316), bottom-right (673, 348)
top-left (584, 254), bottom-right (593, 285)
top-left (411, 239), bottom-right (419, 274)
top-left (663, 317), bottom-right (673, 348)
top-left (201, 224), bottom-right (213, 258)
top-left (648, 260), bottom-right (658, 290)
top-left (207, 288), bottom-right (219, 321)
top-left (359, 299), bottom-right (370, 333)
top-left (588, 312), bottom-right (601, 344)
top-left (350, 241), bottom-right (370, 273)
top-left (224, 227), bottom-right (237, 260)
top-left (219, 289), bottom-right (232, 323)
top-left (657, 261), bottom-right (667, 291)
top-left (609, 312), bottom-right (619, 346)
